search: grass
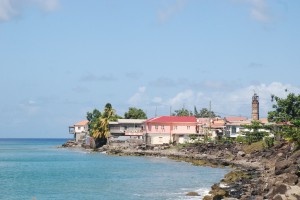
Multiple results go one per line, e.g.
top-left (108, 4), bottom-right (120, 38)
top-left (242, 140), bottom-right (265, 154)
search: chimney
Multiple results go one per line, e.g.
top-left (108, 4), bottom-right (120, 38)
top-left (252, 93), bottom-right (259, 120)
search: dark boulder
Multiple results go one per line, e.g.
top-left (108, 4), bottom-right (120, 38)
top-left (275, 159), bottom-right (292, 175)
top-left (273, 183), bottom-right (288, 195)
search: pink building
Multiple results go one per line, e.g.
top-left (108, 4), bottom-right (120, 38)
top-left (144, 116), bottom-right (198, 144)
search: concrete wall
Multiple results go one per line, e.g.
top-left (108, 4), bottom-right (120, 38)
top-left (147, 134), bottom-right (171, 145)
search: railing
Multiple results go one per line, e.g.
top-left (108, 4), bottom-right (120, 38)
top-left (124, 129), bottom-right (144, 136)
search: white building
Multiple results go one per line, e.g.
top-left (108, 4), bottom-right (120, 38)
top-left (225, 117), bottom-right (250, 138)
top-left (109, 119), bottom-right (146, 139)
top-left (69, 120), bottom-right (89, 143)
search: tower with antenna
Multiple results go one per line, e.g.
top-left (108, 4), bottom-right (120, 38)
top-left (252, 92), bottom-right (259, 120)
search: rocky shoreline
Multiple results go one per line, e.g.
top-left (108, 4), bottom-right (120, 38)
top-left (62, 140), bottom-right (300, 200)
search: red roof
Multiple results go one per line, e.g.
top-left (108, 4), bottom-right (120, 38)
top-left (75, 120), bottom-right (89, 126)
top-left (225, 116), bottom-right (248, 122)
top-left (146, 116), bottom-right (197, 123)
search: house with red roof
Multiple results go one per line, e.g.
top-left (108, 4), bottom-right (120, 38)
top-left (199, 117), bottom-right (226, 140)
top-left (69, 120), bottom-right (89, 143)
top-left (144, 116), bottom-right (198, 144)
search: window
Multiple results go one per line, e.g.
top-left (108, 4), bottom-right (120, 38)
top-left (187, 126), bottom-right (190, 130)
top-left (161, 125), bottom-right (164, 129)
top-left (174, 126), bottom-right (177, 130)
top-left (155, 125), bottom-right (158, 130)
top-left (232, 127), bottom-right (236, 134)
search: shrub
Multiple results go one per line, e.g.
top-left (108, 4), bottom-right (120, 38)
top-left (236, 136), bottom-right (247, 143)
top-left (264, 136), bottom-right (274, 148)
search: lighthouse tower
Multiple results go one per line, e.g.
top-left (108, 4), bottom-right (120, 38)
top-left (252, 93), bottom-right (259, 120)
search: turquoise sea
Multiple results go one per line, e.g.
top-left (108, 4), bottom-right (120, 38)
top-left (0, 139), bottom-right (230, 200)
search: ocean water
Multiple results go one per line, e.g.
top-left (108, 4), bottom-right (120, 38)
top-left (0, 139), bottom-right (230, 200)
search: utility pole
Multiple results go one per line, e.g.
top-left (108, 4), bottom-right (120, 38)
top-left (170, 106), bottom-right (172, 116)
top-left (206, 101), bottom-right (212, 143)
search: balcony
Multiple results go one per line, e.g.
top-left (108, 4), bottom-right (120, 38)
top-left (124, 129), bottom-right (144, 136)
top-left (69, 126), bottom-right (75, 134)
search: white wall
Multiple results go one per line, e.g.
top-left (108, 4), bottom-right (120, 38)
top-left (149, 134), bottom-right (171, 144)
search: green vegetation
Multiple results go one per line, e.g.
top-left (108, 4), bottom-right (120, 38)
top-left (87, 103), bottom-right (118, 147)
top-left (86, 108), bottom-right (101, 137)
top-left (172, 107), bottom-right (193, 116)
top-left (242, 140), bottom-right (264, 154)
top-left (124, 107), bottom-right (147, 119)
top-left (242, 120), bottom-right (269, 144)
top-left (194, 106), bottom-right (219, 118)
top-left (172, 106), bottom-right (218, 117)
top-left (235, 136), bottom-right (247, 143)
top-left (268, 92), bottom-right (300, 147)
top-left (264, 136), bottom-right (275, 148)
top-left (268, 92), bottom-right (300, 122)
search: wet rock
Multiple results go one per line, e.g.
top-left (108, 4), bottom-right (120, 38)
top-left (186, 191), bottom-right (199, 196)
top-left (62, 140), bottom-right (78, 147)
top-left (203, 195), bottom-right (212, 200)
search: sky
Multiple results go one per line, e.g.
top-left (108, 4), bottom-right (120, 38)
top-left (0, 0), bottom-right (300, 138)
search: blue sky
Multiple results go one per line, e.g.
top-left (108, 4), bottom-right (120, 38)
top-left (0, 0), bottom-right (300, 138)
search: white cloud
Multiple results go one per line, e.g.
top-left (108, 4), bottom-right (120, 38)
top-left (128, 86), bottom-right (147, 105)
top-left (158, 0), bottom-right (187, 23)
top-left (168, 89), bottom-right (196, 108)
top-left (213, 82), bottom-right (300, 117)
top-left (0, 0), bottom-right (60, 21)
top-left (0, 0), bottom-right (17, 21)
top-left (235, 0), bottom-right (270, 23)
top-left (145, 82), bottom-right (300, 118)
top-left (33, 0), bottom-right (60, 12)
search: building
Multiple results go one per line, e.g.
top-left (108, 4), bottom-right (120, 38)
top-left (109, 119), bottom-right (146, 139)
top-left (69, 120), bottom-right (89, 143)
top-left (198, 118), bottom-right (226, 140)
top-left (144, 116), bottom-right (198, 145)
top-left (224, 117), bottom-right (250, 138)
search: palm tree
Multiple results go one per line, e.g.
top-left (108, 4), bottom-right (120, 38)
top-left (91, 103), bottom-right (115, 147)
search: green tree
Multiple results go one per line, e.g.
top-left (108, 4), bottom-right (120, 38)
top-left (194, 107), bottom-right (218, 118)
top-left (124, 107), bottom-right (147, 119)
top-left (172, 108), bottom-right (193, 116)
top-left (242, 120), bottom-right (268, 144)
top-left (89, 103), bottom-right (116, 147)
top-left (268, 92), bottom-right (300, 146)
top-left (268, 92), bottom-right (300, 122)
top-left (281, 119), bottom-right (300, 146)
top-left (86, 109), bottom-right (101, 137)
